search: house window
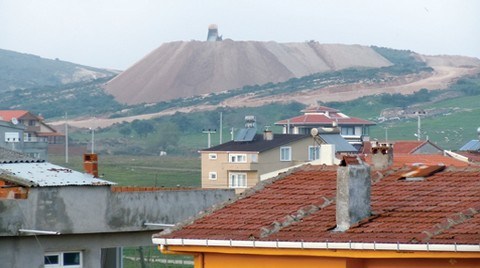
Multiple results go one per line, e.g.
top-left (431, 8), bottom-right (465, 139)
top-left (280, 147), bottom-right (291, 161)
top-left (29, 120), bottom-right (36, 126)
top-left (208, 153), bottom-right (217, 160)
top-left (341, 126), bottom-right (355, 135)
top-left (309, 146), bottom-right (320, 161)
top-left (250, 154), bottom-right (258, 163)
top-left (208, 172), bottom-right (217, 180)
top-left (229, 173), bottom-right (247, 188)
top-left (229, 154), bottom-right (247, 163)
top-left (45, 251), bottom-right (82, 267)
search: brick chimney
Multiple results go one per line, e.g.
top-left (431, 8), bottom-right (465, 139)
top-left (83, 153), bottom-right (98, 177)
top-left (371, 143), bottom-right (393, 170)
top-left (335, 156), bottom-right (371, 232)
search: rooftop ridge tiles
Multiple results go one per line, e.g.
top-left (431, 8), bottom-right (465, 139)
top-left (412, 206), bottom-right (480, 243)
top-left (157, 164), bottom-right (321, 238)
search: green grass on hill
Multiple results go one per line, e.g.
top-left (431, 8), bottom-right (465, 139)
top-left (370, 107), bottom-right (480, 150)
top-left (49, 155), bottom-right (201, 188)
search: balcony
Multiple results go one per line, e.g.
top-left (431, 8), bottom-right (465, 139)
top-left (223, 162), bottom-right (258, 172)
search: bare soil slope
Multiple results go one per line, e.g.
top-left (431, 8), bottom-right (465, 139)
top-left (104, 41), bottom-right (391, 104)
top-left (52, 55), bottom-right (480, 129)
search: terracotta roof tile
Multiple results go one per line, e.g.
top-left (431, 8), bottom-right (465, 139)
top-left (159, 165), bottom-right (480, 245)
top-left (364, 153), bottom-right (471, 168)
top-left (0, 110), bottom-right (29, 121)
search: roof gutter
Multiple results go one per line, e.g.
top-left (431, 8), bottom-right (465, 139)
top-left (152, 238), bottom-right (480, 253)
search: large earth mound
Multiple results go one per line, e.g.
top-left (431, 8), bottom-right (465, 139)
top-left (104, 40), bottom-right (392, 104)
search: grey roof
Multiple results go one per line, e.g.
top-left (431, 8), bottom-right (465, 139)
top-left (202, 134), bottom-right (310, 152)
top-left (459, 140), bottom-right (480, 151)
top-left (318, 133), bottom-right (358, 153)
top-left (0, 162), bottom-right (115, 187)
top-left (0, 147), bottom-right (44, 163)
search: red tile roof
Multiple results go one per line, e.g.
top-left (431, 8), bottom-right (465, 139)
top-left (457, 152), bottom-right (480, 163)
top-left (301, 106), bottom-right (339, 113)
top-left (0, 110), bottom-right (29, 122)
top-left (389, 154), bottom-right (471, 168)
top-left (159, 165), bottom-right (480, 245)
top-left (275, 114), bottom-right (375, 126)
top-left (275, 106), bottom-right (375, 126)
top-left (392, 140), bottom-right (442, 154)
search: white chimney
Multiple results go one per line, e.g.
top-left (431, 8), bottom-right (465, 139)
top-left (371, 143), bottom-right (393, 170)
top-left (335, 157), bottom-right (371, 232)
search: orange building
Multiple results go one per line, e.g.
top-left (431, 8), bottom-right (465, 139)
top-left (153, 145), bottom-right (480, 267)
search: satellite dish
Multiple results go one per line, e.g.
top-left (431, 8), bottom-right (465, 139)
top-left (11, 118), bottom-right (18, 125)
top-left (310, 128), bottom-right (319, 137)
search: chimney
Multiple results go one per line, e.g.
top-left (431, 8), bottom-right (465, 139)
top-left (371, 143), bottom-right (393, 170)
top-left (263, 130), bottom-right (273, 141)
top-left (335, 156), bottom-right (371, 232)
top-left (83, 153), bottom-right (98, 177)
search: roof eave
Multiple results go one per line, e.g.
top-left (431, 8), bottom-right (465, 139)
top-left (153, 238), bottom-right (480, 253)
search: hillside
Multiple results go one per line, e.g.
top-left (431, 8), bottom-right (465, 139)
top-left (104, 40), bottom-right (393, 104)
top-left (0, 48), bottom-right (117, 91)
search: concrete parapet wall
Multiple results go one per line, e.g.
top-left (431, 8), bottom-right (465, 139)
top-left (0, 186), bottom-right (235, 236)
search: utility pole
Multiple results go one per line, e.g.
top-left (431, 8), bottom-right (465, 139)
top-left (219, 112), bottom-right (223, 144)
top-left (416, 110), bottom-right (426, 141)
top-left (65, 112), bottom-right (69, 163)
top-left (202, 129), bottom-right (216, 148)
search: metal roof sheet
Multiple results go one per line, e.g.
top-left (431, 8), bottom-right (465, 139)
top-left (0, 162), bottom-right (115, 187)
top-left (318, 133), bottom-right (358, 152)
top-left (459, 140), bottom-right (480, 151)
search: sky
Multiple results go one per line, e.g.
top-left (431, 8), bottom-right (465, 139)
top-left (1, 0), bottom-right (479, 70)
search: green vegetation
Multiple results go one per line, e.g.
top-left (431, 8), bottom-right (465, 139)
top-left (70, 102), bottom-right (306, 156)
top-left (123, 246), bottom-right (193, 268)
top-left (325, 88), bottom-right (438, 119)
top-left (0, 48), bottom-right (114, 91)
top-left (49, 155), bottom-right (200, 187)
top-left (371, 46), bottom-right (432, 75)
top-left (0, 77), bottom-right (123, 118)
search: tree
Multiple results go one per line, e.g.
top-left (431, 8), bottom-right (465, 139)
top-left (131, 120), bottom-right (155, 137)
top-left (118, 126), bottom-right (132, 137)
top-left (154, 122), bottom-right (180, 152)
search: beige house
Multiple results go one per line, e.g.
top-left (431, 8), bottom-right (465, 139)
top-left (200, 130), bottom-right (356, 193)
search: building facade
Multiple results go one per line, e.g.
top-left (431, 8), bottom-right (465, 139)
top-left (200, 130), bottom-right (356, 193)
top-left (0, 110), bottom-right (65, 159)
top-left (275, 106), bottom-right (376, 148)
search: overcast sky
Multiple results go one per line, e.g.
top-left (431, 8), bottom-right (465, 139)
top-left (1, 0), bottom-right (479, 70)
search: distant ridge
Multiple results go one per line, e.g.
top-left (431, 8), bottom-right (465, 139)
top-left (105, 40), bottom-right (392, 104)
top-left (0, 48), bottom-right (116, 91)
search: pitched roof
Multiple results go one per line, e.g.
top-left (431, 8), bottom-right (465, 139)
top-left (318, 133), bottom-right (357, 152)
top-left (457, 151), bottom-right (480, 163)
top-left (460, 140), bottom-right (480, 152)
top-left (301, 106), bottom-right (339, 113)
top-left (201, 134), bottom-right (310, 152)
top-left (0, 110), bottom-right (30, 121)
top-left (0, 147), bottom-right (44, 163)
top-left (275, 114), bottom-right (375, 126)
top-left (361, 153), bottom-right (470, 168)
top-left (157, 164), bottom-right (480, 245)
top-left (392, 140), bottom-right (443, 154)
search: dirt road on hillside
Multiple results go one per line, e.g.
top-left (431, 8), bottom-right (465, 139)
top-left (49, 63), bottom-right (479, 129)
